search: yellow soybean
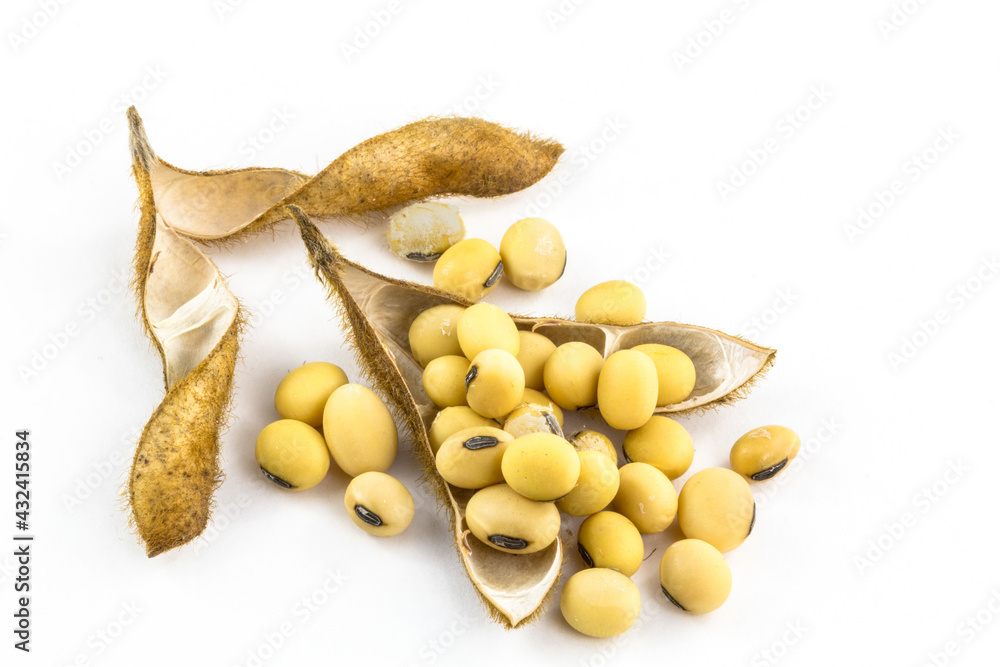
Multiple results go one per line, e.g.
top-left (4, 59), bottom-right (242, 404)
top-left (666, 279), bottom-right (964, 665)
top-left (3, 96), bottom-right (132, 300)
top-left (456, 303), bottom-right (519, 360)
top-left (432, 238), bottom-right (503, 302)
top-left (577, 511), bottom-right (644, 577)
top-left (274, 362), bottom-right (349, 428)
top-left (730, 425), bottom-right (800, 481)
top-left (323, 384), bottom-right (398, 477)
top-left (515, 330), bottom-right (557, 390)
top-left (612, 462), bottom-right (678, 534)
top-left (435, 427), bottom-right (513, 489)
top-left (345, 471), bottom-right (415, 537)
top-left (623, 416), bottom-right (694, 480)
top-left (499, 217), bottom-right (566, 291)
top-left (658, 539), bottom-right (732, 614)
top-left (575, 280), bottom-right (646, 326)
top-left (560, 568), bottom-right (641, 638)
top-left (428, 407), bottom-right (499, 455)
top-left (597, 349), bottom-right (658, 430)
top-left (421, 355), bottom-right (471, 408)
top-left (501, 433), bottom-right (580, 501)
top-left (255, 419), bottom-right (330, 491)
top-left (631, 343), bottom-right (696, 406)
top-left (677, 467), bottom-right (755, 553)
top-left (465, 483), bottom-right (560, 554)
top-left (556, 451), bottom-right (620, 517)
top-left (543, 342), bottom-right (604, 411)
top-left (569, 430), bottom-right (618, 466)
top-left (465, 349), bottom-right (525, 419)
top-left (408, 304), bottom-right (466, 368)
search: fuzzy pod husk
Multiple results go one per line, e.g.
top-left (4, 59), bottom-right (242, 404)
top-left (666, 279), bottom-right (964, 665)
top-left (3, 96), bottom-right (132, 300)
top-left (127, 108), bottom-right (564, 244)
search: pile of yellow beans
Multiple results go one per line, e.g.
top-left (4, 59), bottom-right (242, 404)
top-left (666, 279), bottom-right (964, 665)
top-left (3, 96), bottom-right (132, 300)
top-left (409, 278), bottom-right (800, 638)
top-left (255, 361), bottom-right (415, 537)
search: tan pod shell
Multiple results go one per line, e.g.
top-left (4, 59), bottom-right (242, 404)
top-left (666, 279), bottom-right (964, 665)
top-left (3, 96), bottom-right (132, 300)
top-left (289, 209), bottom-right (774, 627)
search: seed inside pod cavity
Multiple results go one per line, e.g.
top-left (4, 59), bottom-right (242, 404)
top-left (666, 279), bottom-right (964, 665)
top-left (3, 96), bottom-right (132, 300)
top-left (484, 261), bottom-right (504, 288)
top-left (489, 534), bottom-right (528, 550)
top-left (355, 505), bottom-right (383, 527)
top-left (578, 542), bottom-right (594, 567)
top-left (751, 459), bottom-right (788, 481)
top-left (661, 586), bottom-right (687, 611)
top-left (405, 251), bottom-right (442, 261)
top-left (260, 467), bottom-right (293, 489)
top-left (464, 365), bottom-right (478, 390)
top-left (463, 435), bottom-right (499, 450)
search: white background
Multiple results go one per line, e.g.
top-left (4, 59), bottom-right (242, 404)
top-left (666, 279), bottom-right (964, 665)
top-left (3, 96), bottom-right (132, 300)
top-left (3, 1), bottom-right (1000, 665)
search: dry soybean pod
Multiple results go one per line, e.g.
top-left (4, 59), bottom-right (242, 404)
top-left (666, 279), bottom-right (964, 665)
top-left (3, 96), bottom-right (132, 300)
top-left (126, 124), bottom-right (244, 556)
top-left (126, 107), bottom-right (564, 244)
top-left (289, 208), bottom-right (776, 628)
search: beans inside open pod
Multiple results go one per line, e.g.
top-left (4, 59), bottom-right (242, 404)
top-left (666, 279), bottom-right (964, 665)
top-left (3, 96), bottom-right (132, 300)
top-left (289, 207), bottom-right (776, 627)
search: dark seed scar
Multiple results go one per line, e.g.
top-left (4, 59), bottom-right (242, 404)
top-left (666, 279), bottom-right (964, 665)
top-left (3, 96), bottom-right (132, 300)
top-left (355, 505), bottom-right (384, 527)
top-left (661, 586), bottom-right (687, 611)
top-left (578, 543), bottom-right (594, 567)
top-left (405, 251), bottom-right (442, 262)
top-left (544, 413), bottom-right (561, 435)
top-left (483, 261), bottom-right (504, 288)
top-left (751, 459), bottom-right (788, 481)
top-left (747, 502), bottom-right (756, 537)
top-left (463, 436), bottom-right (499, 450)
top-left (489, 534), bottom-right (528, 550)
top-left (464, 365), bottom-right (478, 390)
top-left (260, 467), bottom-right (293, 489)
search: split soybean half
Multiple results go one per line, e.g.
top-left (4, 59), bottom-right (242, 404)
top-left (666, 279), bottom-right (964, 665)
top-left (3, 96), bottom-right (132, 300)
top-left (387, 202), bottom-right (465, 262)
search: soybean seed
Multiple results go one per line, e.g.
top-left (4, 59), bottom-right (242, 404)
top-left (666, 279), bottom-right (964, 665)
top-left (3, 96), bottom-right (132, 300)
top-left (501, 432), bottom-right (581, 501)
top-left (575, 280), bottom-right (646, 326)
top-left (408, 304), bottom-right (466, 368)
top-left (421, 355), bottom-right (471, 408)
top-left (518, 388), bottom-right (565, 427)
top-left (323, 384), bottom-right (398, 477)
top-left (499, 217), bottom-right (567, 291)
top-left (465, 349), bottom-right (525, 419)
top-left (677, 467), bottom-right (755, 553)
top-left (344, 471), bottom-right (415, 537)
top-left (435, 427), bottom-right (513, 489)
top-left (556, 450), bottom-right (620, 517)
top-left (387, 202), bottom-right (465, 262)
top-left (730, 425), bottom-right (800, 481)
top-left (456, 303), bottom-right (520, 360)
top-left (568, 430), bottom-right (618, 466)
top-left (543, 341), bottom-right (604, 411)
top-left (503, 403), bottom-right (564, 439)
top-left (612, 462), bottom-right (678, 534)
top-left (465, 483), bottom-right (560, 554)
top-left (515, 330), bottom-right (557, 390)
top-left (597, 349), bottom-right (658, 430)
top-left (658, 539), bottom-right (732, 614)
top-left (560, 568), bottom-right (641, 638)
top-left (255, 419), bottom-right (330, 491)
top-left (428, 406), bottom-right (499, 455)
top-left (577, 511), bottom-right (644, 577)
top-left (273, 361), bottom-right (349, 428)
top-left (432, 238), bottom-right (503, 302)
top-left (631, 343), bottom-right (696, 406)
top-left (623, 416), bottom-right (694, 480)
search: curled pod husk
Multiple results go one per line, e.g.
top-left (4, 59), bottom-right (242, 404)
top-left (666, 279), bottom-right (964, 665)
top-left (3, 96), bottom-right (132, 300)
top-left (289, 207), bottom-right (776, 627)
top-left (127, 109), bottom-right (243, 557)
top-left (126, 107), bottom-right (564, 244)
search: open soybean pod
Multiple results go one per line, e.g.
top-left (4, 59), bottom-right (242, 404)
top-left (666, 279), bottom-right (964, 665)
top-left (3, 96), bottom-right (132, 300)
top-left (125, 107), bottom-right (564, 244)
top-left (126, 110), bottom-right (243, 557)
top-left (289, 207), bottom-right (776, 628)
